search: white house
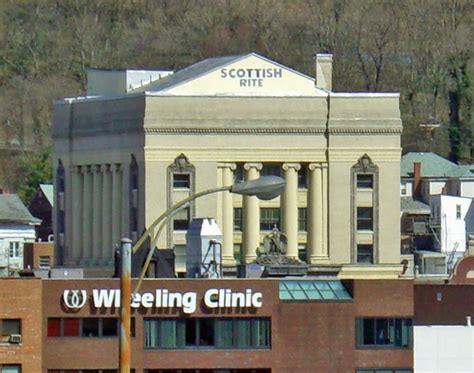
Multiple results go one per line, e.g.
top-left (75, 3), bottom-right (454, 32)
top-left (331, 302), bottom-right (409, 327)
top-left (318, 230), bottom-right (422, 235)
top-left (0, 194), bottom-right (40, 276)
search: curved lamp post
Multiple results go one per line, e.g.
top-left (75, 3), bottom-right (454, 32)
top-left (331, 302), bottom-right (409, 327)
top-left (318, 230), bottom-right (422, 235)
top-left (119, 175), bottom-right (285, 372)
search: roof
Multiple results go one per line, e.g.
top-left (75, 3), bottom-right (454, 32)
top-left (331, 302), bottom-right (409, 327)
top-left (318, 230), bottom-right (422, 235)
top-left (401, 152), bottom-right (474, 179)
top-left (0, 194), bottom-right (41, 225)
top-left (40, 184), bottom-right (54, 206)
top-left (132, 52), bottom-right (315, 94)
top-left (400, 196), bottom-right (431, 214)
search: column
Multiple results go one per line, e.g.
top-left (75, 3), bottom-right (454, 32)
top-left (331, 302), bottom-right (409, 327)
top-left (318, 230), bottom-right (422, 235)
top-left (112, 164), bottom-right (123, 251)
top-left (92, 165), bottom-right (103, 264)
top-left (307, 163), bottom-right (327, 263)
top-left (101, 165), bottom-right (113, 262)
top-left (322, 163), bottom-right (329, 259)
top-left (242, 162), bottom-right (262, 264)
top-left (82, 166), bottom-right (93, 263)
top-left (71, 166), bottom-right (83, 263)
top-left (219, 163), bottom-right (237, 266)
top-left (282, 163), bottom-right (300, 258)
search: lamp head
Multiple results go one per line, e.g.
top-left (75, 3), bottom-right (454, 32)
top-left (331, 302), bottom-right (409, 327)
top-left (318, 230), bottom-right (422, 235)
top-left (230, 176), bottom-right (286, 200)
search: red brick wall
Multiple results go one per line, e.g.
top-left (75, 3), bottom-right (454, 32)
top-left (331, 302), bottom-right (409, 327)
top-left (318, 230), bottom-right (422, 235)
top-left (0, 278), bottom-right (42, 372)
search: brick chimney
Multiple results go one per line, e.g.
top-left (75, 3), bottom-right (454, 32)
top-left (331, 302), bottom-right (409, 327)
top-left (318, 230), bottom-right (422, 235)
top-left (413, 162), bottom-right (421, 198)
top-left (314, 52), bottom-right (333, 91)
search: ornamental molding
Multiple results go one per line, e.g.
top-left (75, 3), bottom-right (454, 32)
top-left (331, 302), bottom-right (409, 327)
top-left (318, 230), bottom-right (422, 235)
top-left (144, 127), bottom-right (326, 135)
top-left (328, 127), bottom-right (402, 134)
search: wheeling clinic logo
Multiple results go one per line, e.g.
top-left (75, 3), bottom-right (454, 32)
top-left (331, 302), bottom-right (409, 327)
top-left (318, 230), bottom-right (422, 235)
top-left (63, 290), bottom-right (87, 310)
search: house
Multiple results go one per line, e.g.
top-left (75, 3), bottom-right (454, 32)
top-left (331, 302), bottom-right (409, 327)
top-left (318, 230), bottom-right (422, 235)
top-left (28, 183), bottom-right (54, 242)
top-left (0, 194), bottom-right (40, 276)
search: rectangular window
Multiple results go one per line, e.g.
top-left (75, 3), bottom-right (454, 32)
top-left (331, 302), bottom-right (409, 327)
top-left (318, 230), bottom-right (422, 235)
top-left (356, 318), bottom-right (412, 348)
top-left (47, 318), bottom-right (129, 338)
top-left (1, 366), bottom-right (21, 373)
top-left (456, 204), bottom-right (462, 219)
top-left (357, 207), bottom-right (373, 230)
top-left (357, 174), bottom-right (374, 189)
top-left (0, 319), bottom-right (21, 342)
top-left (144, 318), bottom-right (270, 350)
top-left (173, 208), bottom-right (190, 231)
top-left (298, 166), bottom-right (307, 188)
top-left (173, 174), bottom-right (190, 188)
top-left (260, 208), bottom-right (280, 231)
top-left (298, 208), bottom-right (307, 231)
top-left (261, 164), bottom-right (281, 177)
top-left (234, 208), bottom-right (242, 231)
top-left (8, 242), bottom-right (20, 258)
top-left (357, 245), bottom-right (373, 264)
top-left (356, 370), bottom-right (413, 373)
top-left (39, 256), bottom-right (51, 268)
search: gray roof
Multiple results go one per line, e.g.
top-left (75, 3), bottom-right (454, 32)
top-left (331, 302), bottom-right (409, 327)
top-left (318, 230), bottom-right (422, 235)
top-left (132, 52), bottom-right (314, 93)
top-left (401, 152), bottom-right (474, 179)
top-left (0, 194), bottom-right (41, 225)
top-left (400, 196), bottom-right (431, 214)
top-left (40, 184), bottom-right (54, 207)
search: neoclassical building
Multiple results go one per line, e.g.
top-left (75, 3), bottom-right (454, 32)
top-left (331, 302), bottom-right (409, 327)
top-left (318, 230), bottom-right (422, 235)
top-left (52, 53), bottom-right (402, 278)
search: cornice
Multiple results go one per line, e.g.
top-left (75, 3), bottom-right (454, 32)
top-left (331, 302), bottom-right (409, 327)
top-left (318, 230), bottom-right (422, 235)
top-left (144, 127), bottom-right (326, 135)
top-left (328, 127), bottom-right (402, 134)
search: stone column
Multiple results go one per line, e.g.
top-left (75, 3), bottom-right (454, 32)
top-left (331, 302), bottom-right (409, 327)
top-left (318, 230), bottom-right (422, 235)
top-left (92, 165), bottom-right (103, 264)
top-left (71, 166), bottom-right (83, 263)
top-left (111, 164), bottom-right (122, 250)
top-left (282, 163), bottom-right (301, 258)
top-left (307, 163), bottom-right (327, 263)
top-left (101, 165), bottom-right (113, 262)
top-left (219, 163), bottom-right (237, 266)
top-left (321, 163), bottom-right (329, 259)
top-left (242, 162), bottom-right (262, 264)
top-left (82, 166), bottom-right (93, 263)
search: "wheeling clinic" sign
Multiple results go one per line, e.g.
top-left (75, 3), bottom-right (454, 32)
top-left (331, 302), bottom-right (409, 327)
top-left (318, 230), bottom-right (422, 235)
top-left (62, 288), bottom-right (263, 315)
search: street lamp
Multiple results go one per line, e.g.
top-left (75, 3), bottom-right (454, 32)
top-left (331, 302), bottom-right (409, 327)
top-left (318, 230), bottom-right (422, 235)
top-left (119, 175), bottom-right (285, 372)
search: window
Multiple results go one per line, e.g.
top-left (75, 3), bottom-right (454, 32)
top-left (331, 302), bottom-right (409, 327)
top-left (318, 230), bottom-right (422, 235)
top-left (356, 318), bottom-right (412, 348)
top-left (173, 174), bottom-right (190, 189)
top-left (456, 204), bottom-right (462, 219)
top-left (173, 208), bottom-right (190, 231)
top-left (47, 318), bottom-right (134, 338)
top-left (357, 208), bottom-right (373, 230)
top-left (233, 208), bottom-right (242, 231)
top-left (39, 256), bottom-right (51, 268)
top-left (357, 174), bottom-right (374, 189)
top-left (298, 208), bottom-right (307, 231)
top-left (260, 208), bottom-right (280, 231)
top-left (400, 182), bottom-right (407, 195)
top-left (174, 245), bottom-right (186, 271)
top-left (356, 370), bottom-right (412, 373)
top-left (357, 245), bottom-right (373, 264)
top-left (144, 318), bottom-right (270, 350)
top-left (279, 280), bottom-right (352, 301)
top-left (261, 164), bottom-right (281, 177)
top-left (1, 319), bottom-right (21, 342)
top-left (298, 166), bottom-right (307, 188)
top-left (8, 242), bottom-right (20, 259)
top-left (1, 366), bottom-right (21, 373)
top-left (145, 370), bottom-right (271, 373)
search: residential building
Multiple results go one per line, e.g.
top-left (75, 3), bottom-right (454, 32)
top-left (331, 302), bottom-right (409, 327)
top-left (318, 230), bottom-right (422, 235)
top-left (52, 52), bottom-right (403, 278)
top-left (0, 194), bottom-right (40, 276)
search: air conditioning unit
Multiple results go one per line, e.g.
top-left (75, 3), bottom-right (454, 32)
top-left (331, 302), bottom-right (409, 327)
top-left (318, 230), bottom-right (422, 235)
top-left (9, 334), bottom-right (22, 343)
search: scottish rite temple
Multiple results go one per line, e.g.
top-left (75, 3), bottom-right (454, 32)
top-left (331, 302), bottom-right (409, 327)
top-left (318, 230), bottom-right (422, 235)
top-left (52, 52), bottom-right (402, 278)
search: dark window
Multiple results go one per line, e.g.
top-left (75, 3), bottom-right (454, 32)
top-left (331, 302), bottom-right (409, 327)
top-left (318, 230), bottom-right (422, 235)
top-left (102, 318), bottom-right (118, 337)
top-left (63, 319), bottom-right (80, 337)
top-left (173, 174), bottom-right (190, 188)
top-left (144, 318), bottom-right (270, 350)
top-left (298, 208), bottom-right (307, 231)
top-left (260, 208), bottom-right (280, 231)
top-left (356, 370), bottom-right (413, 373)
top-left (357, 174), bottom-right (374, 189)
top-left (1, 319), bottom-right (21, 343)
top-left (233, 164), bottom-right (244, 183)
top-left (234, 208), bottom-right (242, 231)
top-left (298, 166), bottom-right (307, 188)
top-left (357, 245), bottom-right (373, 264)
top-left (173, 208), bottom-right (190, 231)
top-left (356, 318), bottom-right (412, 348)
top-left (357, 207), bottom-right (373, 230)
top-left (82, 318), bottom-right (99, 337)
top-left (47, 318), bottom-right (61, 337)
top-left (261, 164), bottom-right (281, 177)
